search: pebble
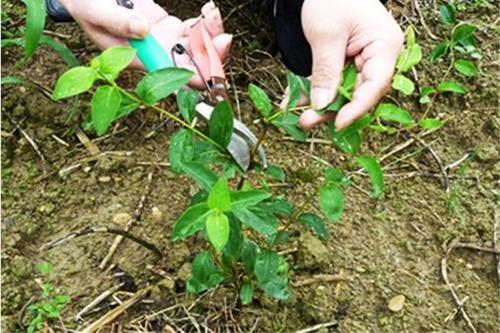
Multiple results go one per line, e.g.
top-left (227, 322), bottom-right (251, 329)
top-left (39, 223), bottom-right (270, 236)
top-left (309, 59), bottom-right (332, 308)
top-left (151, 207), bottom-right (162, 221)
top-left (98, 176), bottom-right (112, 183)
top-left (112, 212), bottom-right (131, 225)
top-left (388, 294), bottom-right (405, 312)
top-left (466, 263), bottom-right (473, 269)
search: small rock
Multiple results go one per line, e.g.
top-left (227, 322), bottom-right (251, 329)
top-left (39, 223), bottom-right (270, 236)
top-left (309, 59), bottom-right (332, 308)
top-left (83, 166), bottom-right (92, 173)
top-left (37, 204), bottom-right (55, 215)
top-left (98, 176), bottom-right (112, 183)
top-left (177, 262), bottom-right (192, 281)
top-left (466, 263), bottom-right (473, 270)
top-left (388, 295), bottom-right (405, 312)
top-left (151, 207), bottom-right (162, 221)
top-left (158, 278), bottom-right (176, 290)
top-left (113, 212), bottom-right (131, 225)
top-left (355, 266), bottom-right (366, 273)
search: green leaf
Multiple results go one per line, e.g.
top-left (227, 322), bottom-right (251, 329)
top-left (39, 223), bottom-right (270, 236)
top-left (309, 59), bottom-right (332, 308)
top-left (419, 86), bottom-right (436, 104)
top-left (1, 76), bottom-right (25, 85)
top-left (135, 68), bottom-right (193, 105)
top-left (437, 81), bottom-right (467, 94)
top-left (206, 210), bottom-right (230, 252)
top-left (168, 129), bottom-right (194, 174)
top-left (177, 89), bottom-right (199, 123)
top-left (429, 41), bottom-right (449, 63)
top-left (325, 168), bottom-right (350, 187)
top-left (38, 262), bottom-right (53, 274)
top-left (320, 94), bottom-right (349, 114)
top-left (254, 251), bottom-right (289, 300)
top-left (208, 101), bottom-right (234, 148)
top-left (222, 216), bottom-right (243, 264)
top-left (24, 0), bottom-right (46, 59)
top-left (172, 203), bottom-right (211, 241)
top-left (187, 251), bottom-right (224, 294)
top-left (230, 190), bottom-right (271, 211)
top-left (113, 92), bottom-right (139, 120)
top-left (341, 63), bottom-right (357, 92)
top-left (93, 46), bottom-right (136, 79)
top-left (396, 44), bottom-right (422, 72)
top-left (91, 85), bottom-right (122, 136)
top-left (240, 282), bottom-right (254, 305)
top-left (40, 35), bottom-right (79, 67)
top-left (286, 72), bottom-right (302, 110)
top-left (419, 118), bottom-right (444, 129)
top-left (357, 155), bottom-right (384, 198)
top-left (375, 103), bottom-right (414, 126)
top-left (249, 83), bottom-right (272, 117)
top-left (254, 251), bottom-right (279, 284)
top-left (392, 74), bottom-right (415, 95)
top-left (52, 66), bottom-right (97, 100)
top-left (329, 124), bottom-right (361, 155)
top-left (179, 162), bottom-right (219, 192)
top-left (207, 178), bottom-right (231, 211)
top-left (328, 115), bottom-right (373, 154)
top-left (299, 213), bottom-right (328, 240)
top-left (233, 208), bottom-right (278, 238)
top-left (272, 113), bottom-right (307, 142)
top-left (262, 198), bottom-right (294, 217)
top-left (439, 4), bottom-right (456, 25)
top-left (454, 59), bottom-right (477, 77)
top-left (241, 239), bottom-right (259, 272)
top-left (452, 25), bottom-right (476, 43)
top-left (405, 26), bottom-right (416, 47)
top-left (265, 165), bottom-right (285, 181)
top-left (319, 185), bottom-right (344, 223)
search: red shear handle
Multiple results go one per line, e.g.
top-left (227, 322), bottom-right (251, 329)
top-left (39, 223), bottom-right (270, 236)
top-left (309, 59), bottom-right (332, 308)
top-left (188, 18), bottom-right (225, 80)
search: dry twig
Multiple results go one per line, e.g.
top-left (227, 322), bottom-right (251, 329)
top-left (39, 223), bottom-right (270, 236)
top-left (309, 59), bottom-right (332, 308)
top-left (40, 225), bottom-right (162, 257)
top-left (99, 168), bottom-right (155, 269)
top-left (292, 273), bottom-right (351, 287)
top-left (440, 256), bottom-right (478, 333)
top-left (80, 286), bottom-right (152, 333)
top-left (295, 321), bottom-right (338, 333)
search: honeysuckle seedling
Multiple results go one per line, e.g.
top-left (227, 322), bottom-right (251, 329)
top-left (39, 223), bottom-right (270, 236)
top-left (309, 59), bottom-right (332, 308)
top-left (44, 4), bottom-right (481, 303)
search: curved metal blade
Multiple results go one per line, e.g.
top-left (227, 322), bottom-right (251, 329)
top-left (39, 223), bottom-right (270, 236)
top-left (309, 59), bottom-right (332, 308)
top-left (195, 102), bottom-right (268, 170)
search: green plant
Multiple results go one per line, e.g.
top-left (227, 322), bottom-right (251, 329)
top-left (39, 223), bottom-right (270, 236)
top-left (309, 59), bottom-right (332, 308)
top-left (26, 262), bottom-right (70, 333)
top-left (426, 2), bottom-right (480, 99)
top-left (49, 2), bottom-right (481, 302)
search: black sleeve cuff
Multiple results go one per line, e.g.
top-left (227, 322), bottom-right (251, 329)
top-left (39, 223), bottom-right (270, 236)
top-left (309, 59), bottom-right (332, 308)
top-left (46, 0), bottom-right (73, 22)
top-left (271, 0), bottom-right (388, 76)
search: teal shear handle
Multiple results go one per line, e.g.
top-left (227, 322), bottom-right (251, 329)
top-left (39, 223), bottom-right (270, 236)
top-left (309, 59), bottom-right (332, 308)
top-left (129, 34), bottom-right (175, 72)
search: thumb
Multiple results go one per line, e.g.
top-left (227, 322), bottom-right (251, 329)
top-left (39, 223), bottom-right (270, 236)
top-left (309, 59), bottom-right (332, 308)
top-left (308, 34), bottom-right (347, 110)
top-left (87, 2), bottom-right (150, 39)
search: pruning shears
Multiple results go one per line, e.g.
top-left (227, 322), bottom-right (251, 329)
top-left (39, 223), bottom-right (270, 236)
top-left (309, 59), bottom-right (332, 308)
top-left (116, 0), bottom-right (267, 171)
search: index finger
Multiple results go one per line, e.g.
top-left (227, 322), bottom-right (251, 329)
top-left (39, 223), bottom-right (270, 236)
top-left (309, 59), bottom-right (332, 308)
top-left (334, 40), bottom-right (398, 130)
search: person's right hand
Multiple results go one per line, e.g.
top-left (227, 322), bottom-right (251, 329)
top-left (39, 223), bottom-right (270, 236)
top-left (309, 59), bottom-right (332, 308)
top-left (58, 0), bottom-right (232, 88)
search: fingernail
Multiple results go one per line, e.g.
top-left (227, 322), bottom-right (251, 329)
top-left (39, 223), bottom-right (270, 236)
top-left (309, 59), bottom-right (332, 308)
top-left (311, 88), bottom-right (332, 110)
top-left (130, 18), bottom-right (149, 39)
top-left (335, 119), bottom-right (350, 130)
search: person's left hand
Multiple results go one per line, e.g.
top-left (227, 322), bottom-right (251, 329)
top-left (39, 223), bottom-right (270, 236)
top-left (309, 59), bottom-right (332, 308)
top-left (282, 0), bottom-right (404, 130)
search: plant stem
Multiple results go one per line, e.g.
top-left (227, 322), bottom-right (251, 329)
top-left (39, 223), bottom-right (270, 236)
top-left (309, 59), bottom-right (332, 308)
top-left (236, 124), bottom-right (269, 190)
top-left (109, 82), bottom-right (223, 150)
top-left (280, 187), bottom-right (319, 233)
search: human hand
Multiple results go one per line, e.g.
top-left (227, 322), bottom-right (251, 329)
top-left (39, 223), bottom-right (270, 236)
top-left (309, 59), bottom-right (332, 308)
top-left (297, 0), bottom-right (404, 130)
top-left (59, 0), bottom-right (232, 88)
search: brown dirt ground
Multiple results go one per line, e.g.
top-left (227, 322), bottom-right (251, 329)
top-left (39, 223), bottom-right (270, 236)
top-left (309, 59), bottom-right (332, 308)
top-left (2, 0), bottom-right (499, 332)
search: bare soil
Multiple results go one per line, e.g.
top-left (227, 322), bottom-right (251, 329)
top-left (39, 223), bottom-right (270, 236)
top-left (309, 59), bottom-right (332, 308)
top-left (2, 0), bottom-right (499, 332)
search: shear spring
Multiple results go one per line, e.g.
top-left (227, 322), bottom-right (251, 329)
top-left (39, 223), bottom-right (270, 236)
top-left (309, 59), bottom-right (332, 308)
top-left (171, 43), bottom-right (213, 94)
